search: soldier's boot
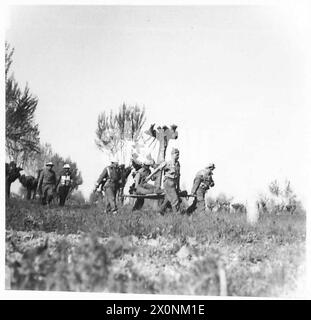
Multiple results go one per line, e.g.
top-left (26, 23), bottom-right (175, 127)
top-left (171, 202), bottom-right (180, 215)
top-left (132, 198), bottom-right (144, 211)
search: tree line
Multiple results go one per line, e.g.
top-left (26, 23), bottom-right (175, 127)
top-left (6, 42), bottom-right (147, 198)
top-left (5, 42), bottom-right (83, 192)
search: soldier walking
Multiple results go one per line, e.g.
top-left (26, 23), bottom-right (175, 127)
top-left (189, 163), bottom-right (215, 213)
top-left (146, 148), bottom-right (181, 215)
top-left (94, 158), bottom-right (121, 214)
top-left (37, 162), bottom-right (57, 205)
top-left (56, 164), bottom-right (73, 206)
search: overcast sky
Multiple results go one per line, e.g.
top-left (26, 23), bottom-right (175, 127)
top-left (5, 4), bottom-right (311, 203)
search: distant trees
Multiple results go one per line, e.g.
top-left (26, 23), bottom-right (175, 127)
top-left (23, 143), bottom-right (83, 192)
top-left (215, 193), bottom-right (233, 212)
top-left (6, 42), bottom-right (84, 197)
top-left (23, 143), bottom-right (53, 177)
top-left (205, 194), bottom-right (233, 213)
top-left (95, 103), bottom-right (146, 163)
top-left (258, 180), bottom-right (304, 215)
top-left (5, 42), bottom-right (40, 166)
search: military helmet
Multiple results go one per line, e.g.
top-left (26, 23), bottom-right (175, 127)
top-left (171, 148), bottom-right (180, 155)
top-left (206, 163), bottom-right (215, 170)
top-left (46, 162), bottom-right (54, 167)
top-left (110, 156), bottom-right (119, 163)
top-left (63, 164), bottom-right (70, 169)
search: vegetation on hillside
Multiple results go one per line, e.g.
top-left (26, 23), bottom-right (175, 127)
top-left (6, 199), bottom-right (306, 296)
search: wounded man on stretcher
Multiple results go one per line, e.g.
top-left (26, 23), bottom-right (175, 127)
top-left (129, 161), bottom-right (163, 195)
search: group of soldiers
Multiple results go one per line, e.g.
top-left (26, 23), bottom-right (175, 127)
top-left (5, 160), bottom-right (74, 207)
top-left (94, 147), bottom-right (215, 215)
top-left (7, 146), bottom-right (215, 214)
top-left (36, 162), bottom-right (74, 206)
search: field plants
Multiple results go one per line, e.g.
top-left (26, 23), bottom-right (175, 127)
top-left (5, 198), bottom-right (306, 296)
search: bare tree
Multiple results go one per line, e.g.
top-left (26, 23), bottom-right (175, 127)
top-left (95, 103), bottom-right (146, 163)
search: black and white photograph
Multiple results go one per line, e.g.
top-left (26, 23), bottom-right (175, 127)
top-left (3, 1), bottom-right (311, 299)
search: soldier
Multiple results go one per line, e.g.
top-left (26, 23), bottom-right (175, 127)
top-left (117, 163), bottom-right (132, 205)
top-left (37, 162), bottom-right (57, 205)
top-left (189, 163), bottom-right (215, 213)
top-left (132, 158), bottom-right (161, 211)
top-left (146, 148), bottom-right (181, 215)
top-left (94, 158), bottom-right (121, 214)
top-left (135, 159), bottom-right (159, 194)
top-left (56, 164), bottom-right (73, 206)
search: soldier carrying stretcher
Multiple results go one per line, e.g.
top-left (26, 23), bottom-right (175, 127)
top-left (188, 163), bottom-right (216, 213)
top-left (145, 148), bottom-right (181, 215)
top-left (94, 157), bottom-right (121, 214)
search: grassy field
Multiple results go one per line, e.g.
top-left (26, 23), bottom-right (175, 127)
top-left (5, 198), bottom-right (306, 296)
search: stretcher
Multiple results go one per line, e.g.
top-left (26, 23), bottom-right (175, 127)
top-left (124, 191), bottom-right (196, 200)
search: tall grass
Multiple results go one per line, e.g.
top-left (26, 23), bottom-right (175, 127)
top-left (5, 199), bottom-right (306, 296)
top-left (6, 199), bottom-right (305, 242)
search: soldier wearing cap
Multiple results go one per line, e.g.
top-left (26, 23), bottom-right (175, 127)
top-left (37, 162), bottom-right (57, 205)
top-left (56, 163), bottom-right (73, 206)
top-left (117, 163), bottom-right (132, 205)
top-left (147, 148), bottom-right (181, 214)
top-left (94, 157), bottom-right (121, 214)
top-left (160, 148), bottom-right (181, 214)
top-left (190, 163), bottom-right (215, 212)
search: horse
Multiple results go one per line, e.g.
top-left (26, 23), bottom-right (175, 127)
top-left (19, 174), bottom-right (38, 200)
top-left (5, 162), bottom-right (23, 198)
top-left (117, 164), bottom-right (133, 205)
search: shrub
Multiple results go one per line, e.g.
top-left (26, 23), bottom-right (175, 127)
top-left (258, 180), bottom-right (305, 216)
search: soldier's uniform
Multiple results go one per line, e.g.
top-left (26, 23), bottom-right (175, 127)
top-left (131, 159), bottom-right (160, 211)
top-left (159, 149), bottom-right (181, 215)
top-left (135, 166), bottom-right (158, 195)
top-left (191, 164), bottom-right (215, 212)
top-left (118, 164), bottom-right (132, 205)
top-left (57, 166), bottom-right (73, 206)
top-left (96, 163), bottom-right (121, 214)
top-left (37, 163), bottom-right (57, 205)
